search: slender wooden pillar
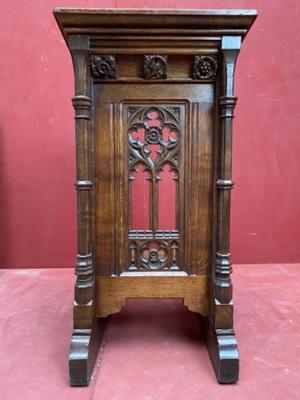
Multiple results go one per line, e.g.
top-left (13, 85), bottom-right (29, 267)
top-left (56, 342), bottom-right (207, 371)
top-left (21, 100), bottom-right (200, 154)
top-left (207, 36), bottom-right (241, 384)
top-left (70, 35), bottom-right (94, 329)
top-left (68, 35), bottom-right (107, 386)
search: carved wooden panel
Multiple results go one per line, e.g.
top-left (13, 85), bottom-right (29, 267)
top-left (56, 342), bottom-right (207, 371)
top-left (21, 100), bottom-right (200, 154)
top-left (127, 105), bottom-right (180, 271)
top-left (93, 83), bottom-right (214, 277)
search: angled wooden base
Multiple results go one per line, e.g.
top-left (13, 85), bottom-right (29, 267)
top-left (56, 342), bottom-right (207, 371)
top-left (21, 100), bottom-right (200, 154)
top-left (69, 317), bottom-right (108, 386)
top-left (204, 317), bottom-right (239, 383)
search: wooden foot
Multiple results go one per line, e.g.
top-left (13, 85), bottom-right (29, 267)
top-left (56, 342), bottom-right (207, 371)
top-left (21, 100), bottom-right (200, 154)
top-left (69, 317), bottom-right (108, 386)
top-left (205, 318), bottom-right (239, 383)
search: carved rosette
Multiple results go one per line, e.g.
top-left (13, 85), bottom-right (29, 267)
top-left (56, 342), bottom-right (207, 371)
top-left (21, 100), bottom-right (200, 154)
top-left (144, 55), bottom-right (168, 79)
top-left (90, 55), bottom-right (117, 79)
top-left (193, 55), bottom-right (218, 80)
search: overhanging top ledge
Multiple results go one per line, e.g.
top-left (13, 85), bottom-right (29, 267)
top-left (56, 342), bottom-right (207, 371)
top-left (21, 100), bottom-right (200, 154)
top-left (53, 8), bottom-right (257, 44)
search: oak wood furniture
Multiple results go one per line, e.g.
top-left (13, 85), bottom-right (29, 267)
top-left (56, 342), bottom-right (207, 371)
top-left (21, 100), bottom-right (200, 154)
top-left (54, 8), bottom-right (257, 386)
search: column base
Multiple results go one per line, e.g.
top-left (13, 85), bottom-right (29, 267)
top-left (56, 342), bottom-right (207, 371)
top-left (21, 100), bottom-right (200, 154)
top-left (204, 317), bottom-right (239, 383)
top-left (69, 317), bottom-right (108, 386)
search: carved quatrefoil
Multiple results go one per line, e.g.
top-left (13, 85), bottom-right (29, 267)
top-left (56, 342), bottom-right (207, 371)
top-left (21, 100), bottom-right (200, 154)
top-left (193, 56), bottom-right (218, 80)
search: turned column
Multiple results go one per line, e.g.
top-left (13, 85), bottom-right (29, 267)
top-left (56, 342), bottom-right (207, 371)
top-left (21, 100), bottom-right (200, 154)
top-left (69, 35), bottom-right (95, 330)
top-left (64, 37), bottom-right (98, 384)
top-left (206, 36), bottom-right (241, 384)
top-left (214, 36), bottom-right (241, 324)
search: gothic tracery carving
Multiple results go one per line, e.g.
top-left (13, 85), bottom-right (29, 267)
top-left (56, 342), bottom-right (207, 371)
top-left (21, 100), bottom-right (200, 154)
top-left (128, 106), bottom-right (180, 174)
top-left (127, 105), bottom-right (181, 271)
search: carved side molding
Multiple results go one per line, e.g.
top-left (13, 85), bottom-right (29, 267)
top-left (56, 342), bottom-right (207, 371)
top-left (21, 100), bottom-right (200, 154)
top-left (90, 55), bottom-right (117, 79)
top-left (216, 179), bottom-right (234, 190)
top-left (144, 55), bottom-right (168, 79)
top-left (75, 253), bottom-right (94, 284)
top-left (219, 96), bottom-right (237, 119)
top-left (193, 55), bottom-right (218, 80)
top-left (72, 95), bottom-right (92, 120)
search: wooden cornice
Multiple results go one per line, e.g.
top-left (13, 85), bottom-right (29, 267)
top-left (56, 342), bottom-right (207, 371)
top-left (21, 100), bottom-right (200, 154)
top-left (53, 8), bottom-right (257, 46)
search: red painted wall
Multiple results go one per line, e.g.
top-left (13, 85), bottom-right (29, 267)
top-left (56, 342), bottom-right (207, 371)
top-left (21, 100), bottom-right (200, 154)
top-left (0, 0), bottom-right (299, 268)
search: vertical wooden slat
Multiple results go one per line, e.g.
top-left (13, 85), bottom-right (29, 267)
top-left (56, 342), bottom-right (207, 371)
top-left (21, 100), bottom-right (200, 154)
top-left (188, 94), bottom-right (214, 276)
top-left (94, 103), bottom-right (116, 276)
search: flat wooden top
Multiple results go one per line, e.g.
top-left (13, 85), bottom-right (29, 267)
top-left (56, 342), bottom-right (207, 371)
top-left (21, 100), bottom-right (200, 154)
top-left (54, 8), bottom-right (257, 43)
top-left (54, 8), bottom-right (257, 16)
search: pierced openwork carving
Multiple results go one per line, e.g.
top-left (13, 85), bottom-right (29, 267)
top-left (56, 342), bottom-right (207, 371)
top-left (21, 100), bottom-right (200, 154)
top-left (127, 105), bottom-right (181, 271)
top-left (128, 240), bottom-right (179, 271)
top-left (144, 55), bottom-right (168, 79)
top-left (90, 55), bottom-right (117, 79)
top-left (128, 106), bottom-right (180, 171)
top-left (193, 55), bottom-right (218, 80)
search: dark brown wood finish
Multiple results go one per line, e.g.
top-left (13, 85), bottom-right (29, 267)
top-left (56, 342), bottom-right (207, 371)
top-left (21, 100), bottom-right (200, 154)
top-left (54, 8), bottom-right (257, 386)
